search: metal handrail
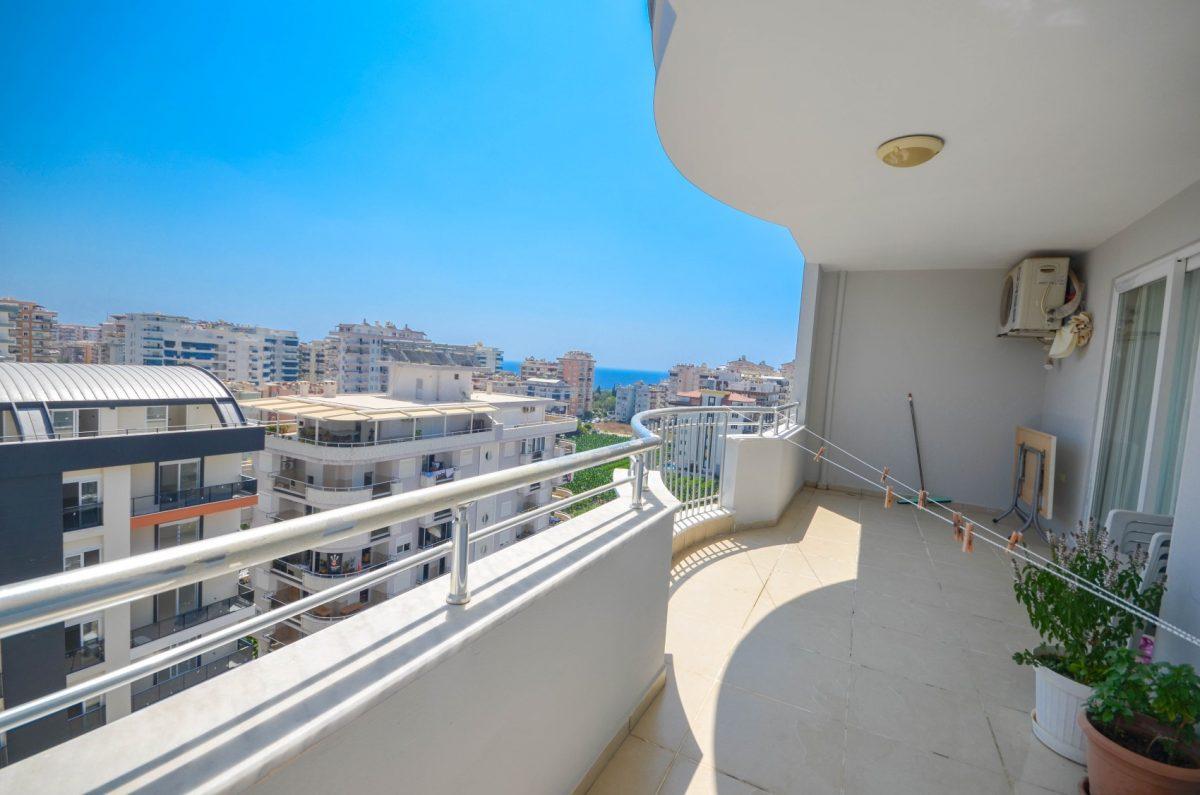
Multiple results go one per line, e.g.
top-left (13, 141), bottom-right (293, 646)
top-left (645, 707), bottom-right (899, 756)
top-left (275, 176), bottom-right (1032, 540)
top-left (130, 594), bottom-right (255, 647)
top-left (0, 403), bottom-right (797, 736)
top-left (266, 422), bottom-right (494, 448)
top-left (0, 421), bottom-right (254, 446)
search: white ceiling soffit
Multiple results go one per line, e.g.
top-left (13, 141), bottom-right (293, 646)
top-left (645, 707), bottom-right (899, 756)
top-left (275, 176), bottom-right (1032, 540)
top-left (652, 0), bottom-right (1200, 270)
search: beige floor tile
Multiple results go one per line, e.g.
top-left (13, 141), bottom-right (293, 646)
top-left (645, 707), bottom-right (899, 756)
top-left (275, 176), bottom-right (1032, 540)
top-left (843, 727), bottom-right (1010, 795)
top-left (669, 577), bottom-right (762, 630)
top-left (664, 613), bottom-right (742, 679)
top-left (796, 550), bottom-right (859, 585)
top-left (587, 735), bottom-right (675, 795)
top-left (679, 683), bottom-right (845, 795)
top-left (657, 757), bottom-right (765, 795)
top-left (721, 632), bottom-right (852, 717)
top-left (941, 582), bottom-right (1032, 628)
top-left (850, 622), bottom-right (975, 694)
top-left (795, 532), bottom-right (861, 559)
top-left (949, 610), bottom-right (1041, 661)
top-left (853, 562), bottom-right (945, 606)
top-left (631, 665), bottom-right (717, 752)
top-left (742, 598), bottom-right (853, 661)
top-left (846, 665), bottom-right (1004, 772)
top-left (967, 648), bottom-right (1036, 713)
top-left (856, 545), bottom-right (936, 578)
top-left (935, 557), bottom-right (1018, 594)
top-left (986, 702), bottom-right (1085, 794)
top-left (851, 588), bottom-right (963, 646)
top-left (764, 576), bottom-right (855, 617)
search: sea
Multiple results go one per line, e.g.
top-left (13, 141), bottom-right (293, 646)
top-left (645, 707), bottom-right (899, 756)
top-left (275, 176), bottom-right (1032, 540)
top-left (500, 361), bottom-right (668, 391)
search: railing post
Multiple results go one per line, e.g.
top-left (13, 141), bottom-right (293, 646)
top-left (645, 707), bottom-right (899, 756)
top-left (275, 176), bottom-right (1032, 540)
top-left (446, 503), bottom-right (471, 605)
top-left (631, 453), bottom-right (645, 509)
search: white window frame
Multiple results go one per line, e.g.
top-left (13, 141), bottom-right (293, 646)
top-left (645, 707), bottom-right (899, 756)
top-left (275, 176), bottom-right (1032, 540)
top-left (50, 408), bottom-right (77, 437)
top-left (146, 405), bottom-right (168, 430)
top-left (1085, 241), bottom-right (1200, 517)
top-left (63, 475), bottom-right (102, 505)
top-left (64, 546), bottom-right (101, 571)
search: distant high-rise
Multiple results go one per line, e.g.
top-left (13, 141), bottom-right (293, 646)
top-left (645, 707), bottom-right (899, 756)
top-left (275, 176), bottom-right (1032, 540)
top-left (0, 297), bottom-right (59, 362)
top-left (559, 350), bottom-right (595, 416)
top-left (330, 321), bottom-right (502, 393)
top-left (102, 313), bottom-right (300, 384)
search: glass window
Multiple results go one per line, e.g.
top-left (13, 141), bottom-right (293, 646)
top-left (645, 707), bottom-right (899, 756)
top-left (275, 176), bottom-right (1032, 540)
top-left (1092, 279), bottom-right (1166, 524)
top-left (157, 518), bottom-right (200, 548)
top-left (62, 478), bottom-right (101, 508)
top-left (51, 409), bottom-right (75, 437)
top-left (1154, 268), bottom-right (1200, 513)
top-left (158, 460), bottom-right (200, 496)
top-left (146, 405), bottom-right (168, 429)
top-left (64, 548), bottom-right (101, 570)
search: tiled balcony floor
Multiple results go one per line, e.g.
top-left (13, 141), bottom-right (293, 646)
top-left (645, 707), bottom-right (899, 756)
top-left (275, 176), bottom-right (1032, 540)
top-left (589, 487), bottom-right (1085, 794)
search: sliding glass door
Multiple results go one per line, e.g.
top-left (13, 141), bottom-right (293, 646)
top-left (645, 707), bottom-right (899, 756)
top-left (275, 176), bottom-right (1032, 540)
top-left (1091, 253), bottom-right (1200, 523)
top-left (1092, 278), bottom-right (1166, 524)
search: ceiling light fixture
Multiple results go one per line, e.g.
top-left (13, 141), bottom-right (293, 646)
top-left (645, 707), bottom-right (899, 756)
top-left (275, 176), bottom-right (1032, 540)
top-left (876, 135), bottom-right (944, 168)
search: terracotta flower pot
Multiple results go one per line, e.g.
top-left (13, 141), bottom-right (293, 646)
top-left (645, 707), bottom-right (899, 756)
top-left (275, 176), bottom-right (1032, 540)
top-left (1078, 712), bottom-right (1200, 795)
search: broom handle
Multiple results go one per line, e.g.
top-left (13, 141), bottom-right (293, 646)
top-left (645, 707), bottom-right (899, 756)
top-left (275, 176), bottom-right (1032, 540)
top-left (907, 393), bottom-right (927, 492)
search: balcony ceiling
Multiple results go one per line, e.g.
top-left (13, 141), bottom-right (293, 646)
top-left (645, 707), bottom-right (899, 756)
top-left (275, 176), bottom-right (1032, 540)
top-left (652, 0), bottom-right (1200, 269)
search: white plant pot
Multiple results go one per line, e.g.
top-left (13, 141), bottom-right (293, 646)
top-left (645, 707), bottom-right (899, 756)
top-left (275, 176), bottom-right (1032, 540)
top-left (1030, 664), bottom-right (1092, 764)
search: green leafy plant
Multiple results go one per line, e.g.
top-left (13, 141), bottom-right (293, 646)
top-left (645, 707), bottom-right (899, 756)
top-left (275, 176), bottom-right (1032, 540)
top-left (1086, 648), bottom-right (1200, 767)
top-left (1011, 520), bottom-right (1163, 685)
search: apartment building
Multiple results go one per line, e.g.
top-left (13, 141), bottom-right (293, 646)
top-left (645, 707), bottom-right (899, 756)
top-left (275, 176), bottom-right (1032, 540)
top-left (667, 363), bottom-right (707, 397)
top-left (244, 355), bottom-right (576, 649)
top-left (55, 324), bottom-right (103, 366)
top-left (0, 303), bottom-right (15, 362)
top-left (0, 363), bottom-right (263, 763)
top-left (330, 321), bottom-right (503, 393)
top-left (614, 380), bottom-right (652, 422)
top-left (102, 313), bottom-right (300, 385)
top-left (559, 350), bottom-right (595, 416)
top-left (519, 357), bottom-right (561, 380)
top-left (0, 298), bottom-right (58, 363)
top-left (298, 337), bottom-right (338, 382)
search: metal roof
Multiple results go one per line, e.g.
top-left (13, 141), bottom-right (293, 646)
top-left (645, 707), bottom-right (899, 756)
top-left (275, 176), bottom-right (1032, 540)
top-left (0, 363), bottom-right (236, 405)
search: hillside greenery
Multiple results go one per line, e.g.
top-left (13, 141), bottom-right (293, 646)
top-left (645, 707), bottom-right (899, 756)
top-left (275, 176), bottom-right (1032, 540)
top-left (563, 430), bottom-right (628, 516)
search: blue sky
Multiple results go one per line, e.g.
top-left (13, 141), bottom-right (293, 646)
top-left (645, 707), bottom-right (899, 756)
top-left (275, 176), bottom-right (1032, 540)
top-left (0, 2), bottom-right (803, 371)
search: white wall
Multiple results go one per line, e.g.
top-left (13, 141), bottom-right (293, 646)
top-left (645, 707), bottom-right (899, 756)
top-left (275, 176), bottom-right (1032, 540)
top-left (721, 425), bottom-right (808, 527)
top-left (806, 268), bottom-right (1046, 509)
top-left (2, 492), bottom-right (676, 794)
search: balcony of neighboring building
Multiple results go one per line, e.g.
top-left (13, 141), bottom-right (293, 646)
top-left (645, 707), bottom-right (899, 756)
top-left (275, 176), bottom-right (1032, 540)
top-left (266, 546), bottom-right (395, 593)
top-left (131, 640), bottom-right (256, 712)
top-left (128, 475), bottom-right (257, 526)
top-left (129, 588), bottom-right (256, 651)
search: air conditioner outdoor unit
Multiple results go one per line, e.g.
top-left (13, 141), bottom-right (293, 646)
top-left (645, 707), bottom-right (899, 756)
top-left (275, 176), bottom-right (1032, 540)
top-left (999, 257), bottom-right (1071, 337)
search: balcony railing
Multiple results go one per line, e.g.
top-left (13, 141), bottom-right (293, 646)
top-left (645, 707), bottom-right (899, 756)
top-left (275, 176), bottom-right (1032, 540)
top-left (65, 639), bottom-right (104, 675)
top-left (420, 467), bottom-right (455, 486)
top-left (0, 404), bottom-right (800, 741)
top-left (1, 421), bottom-right (254, 446)
top-left (131, 476), bottom-right (257, 516)
top-left (130, 594), bottom-right (255, 647)
top-left (62, 503), bottom-right (103, 532)
top-left (265, 421), bottom-right (494, 448)
top-left (131, 640), bottom-right (255, 712)
top-left (64, 704), bottom-right (105, 739)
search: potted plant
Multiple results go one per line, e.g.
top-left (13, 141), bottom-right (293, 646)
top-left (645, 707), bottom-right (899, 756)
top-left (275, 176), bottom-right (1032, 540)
top-left (1011, 520), bottom-right (1164, 763)
top-left (1079, 648), bottom-right (1200, 794)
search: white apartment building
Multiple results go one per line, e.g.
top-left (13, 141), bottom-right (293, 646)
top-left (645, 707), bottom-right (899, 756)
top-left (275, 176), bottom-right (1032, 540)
top-left (613, 380), bottom-right (652, 422)
top-left (103, 313), bottom-right (300, 384)
top-left (0, 300), bottom-right (16, 362)
top-left (243, 357), bottom-right (577, 649)
top-left (0, 363), bottom-right (262, 762)
top-left (330, 321), bottom-right (502, 393)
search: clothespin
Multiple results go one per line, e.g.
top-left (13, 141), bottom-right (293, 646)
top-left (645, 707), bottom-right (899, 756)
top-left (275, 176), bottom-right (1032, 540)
top-left (952, 512), bottom-right (964, 542)
top-left (813, 445), bottom-right (826, 462)
top-left (917, 490), bottom-right (928, 509)
top-left (880, 466), bottom-right (890, 484)
top-left (962, 523), bottom-right (974, 553)
top-left (1007, 530), bottom-right (1023, 551)
top-left (884, 485), bottom-right (895, 509)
